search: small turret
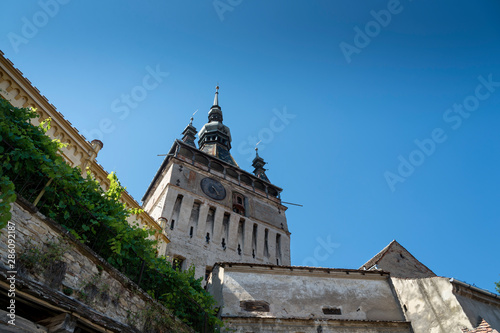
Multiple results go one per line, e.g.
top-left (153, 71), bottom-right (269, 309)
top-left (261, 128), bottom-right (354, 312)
top-left (181, 117), bottom-right (197, 148)
top-left (252, 147), bottom-right (270, 182)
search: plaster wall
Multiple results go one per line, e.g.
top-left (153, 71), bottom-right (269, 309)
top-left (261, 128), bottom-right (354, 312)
top-left (392, 277), bottom-right (473, 333)
top-left (453, 285), bottom-right (500, 331)
top-left (210, 266), bottom-right (405, 321)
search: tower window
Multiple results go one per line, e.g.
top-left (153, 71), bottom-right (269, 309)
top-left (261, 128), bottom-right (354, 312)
top-left (237, 219), bottom-right (245, 255)
top-left (264, 229), bottom-right (269, 258)
top-left (276, 233), bottom-right (282, 265)
top-left (170, 195), bottom-right (183, 230)
top-left (222, 213), bottom-right (230, 247)
top-left (252, 224), bottom-right (258, 259)
top-left (232, 192), bottom-right (246, 216)
top-left (173, 256), bottom-right (185, 271)
top-left (205, 208), bottom-right (215, 243)
top-left (188, 202), bottom-right (200, 238)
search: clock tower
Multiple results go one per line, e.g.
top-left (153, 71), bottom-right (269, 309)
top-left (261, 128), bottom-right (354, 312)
top-left (141, 87), bottom-right (291, 279)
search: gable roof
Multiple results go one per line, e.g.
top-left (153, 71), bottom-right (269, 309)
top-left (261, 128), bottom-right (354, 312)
top-left (360, 240), bottom-right (436, 278)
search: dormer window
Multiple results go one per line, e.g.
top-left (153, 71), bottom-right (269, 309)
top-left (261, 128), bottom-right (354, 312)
top-left (232, 192), bottom-right (246, 216)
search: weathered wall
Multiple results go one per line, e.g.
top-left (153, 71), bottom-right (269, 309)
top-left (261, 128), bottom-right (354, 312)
top-left (452, 281), bottom-right (500, 331)
top-left (392, 277), bottom-right (473, 333)
top-left (208, 264), bottom-right (410, 333)
top-left (0, 200), bottom-right (191, 332)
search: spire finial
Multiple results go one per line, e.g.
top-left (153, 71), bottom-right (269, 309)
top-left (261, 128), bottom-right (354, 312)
top-left (189, 109), bottom-right (197, 125)
top-left (213, 85), bottom-right (219, 106)
top-left (255, 141), bottom-right (261, 157)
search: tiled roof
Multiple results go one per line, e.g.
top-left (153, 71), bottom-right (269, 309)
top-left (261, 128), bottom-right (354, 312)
top-left (462, 319), bottom-right (499, 333)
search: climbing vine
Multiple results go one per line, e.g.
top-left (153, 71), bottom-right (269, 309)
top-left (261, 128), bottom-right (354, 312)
top-left (0, 97), bottom-right (221, 330)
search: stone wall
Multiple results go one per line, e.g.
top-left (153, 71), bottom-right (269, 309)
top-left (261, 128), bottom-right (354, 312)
top-left (0, 199), bottom-right (191, 332)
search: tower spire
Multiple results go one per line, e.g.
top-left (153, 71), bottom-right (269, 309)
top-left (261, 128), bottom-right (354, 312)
top-left (198, 86), bottom-right (238, 166)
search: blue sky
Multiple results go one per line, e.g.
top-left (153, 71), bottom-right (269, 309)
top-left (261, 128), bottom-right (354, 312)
top-left (1, 1), bottom-right (499, 292)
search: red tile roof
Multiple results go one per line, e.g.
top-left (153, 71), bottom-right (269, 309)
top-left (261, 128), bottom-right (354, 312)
top-left (462, 319), bottom-right (499, 333)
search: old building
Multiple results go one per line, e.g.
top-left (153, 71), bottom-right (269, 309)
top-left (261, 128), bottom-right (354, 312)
top-left (141, 86), bottom-right (291, 280)
top-left (1, 50), bottom-right (499, 332)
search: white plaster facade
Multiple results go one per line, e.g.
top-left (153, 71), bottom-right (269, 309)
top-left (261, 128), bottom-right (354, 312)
top-left (208, 263), bottom-right (412, 333)
top-left (392, 277), bottom-right (500, 333)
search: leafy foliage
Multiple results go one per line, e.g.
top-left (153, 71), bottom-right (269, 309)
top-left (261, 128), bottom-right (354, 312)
top-left (0, 98), bottom-right (220, 330)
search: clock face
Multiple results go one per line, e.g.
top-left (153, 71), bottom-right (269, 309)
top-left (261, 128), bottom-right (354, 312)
top-left (200, 178), bottom-right (226, 200)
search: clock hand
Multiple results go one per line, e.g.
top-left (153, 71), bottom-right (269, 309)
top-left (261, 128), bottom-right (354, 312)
top-left (211, 185), bottom-right (220, 195)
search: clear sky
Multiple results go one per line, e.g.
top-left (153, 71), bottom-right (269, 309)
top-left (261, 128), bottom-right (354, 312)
top-left (1, 1), bottom-right (499, 292)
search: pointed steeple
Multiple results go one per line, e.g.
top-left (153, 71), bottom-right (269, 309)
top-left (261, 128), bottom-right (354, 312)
top-left (198, 86), bottom-right (238, 166)
top-left (181, 117), bottom-right (197, 148)
top-left (208, 85), bottom-right (223, 123)
top-left (252, 147), bottom-right (270, 182)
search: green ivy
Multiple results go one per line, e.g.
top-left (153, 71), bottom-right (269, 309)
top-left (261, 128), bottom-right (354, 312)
top-left (0, 97), bottom-right (221, 330)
